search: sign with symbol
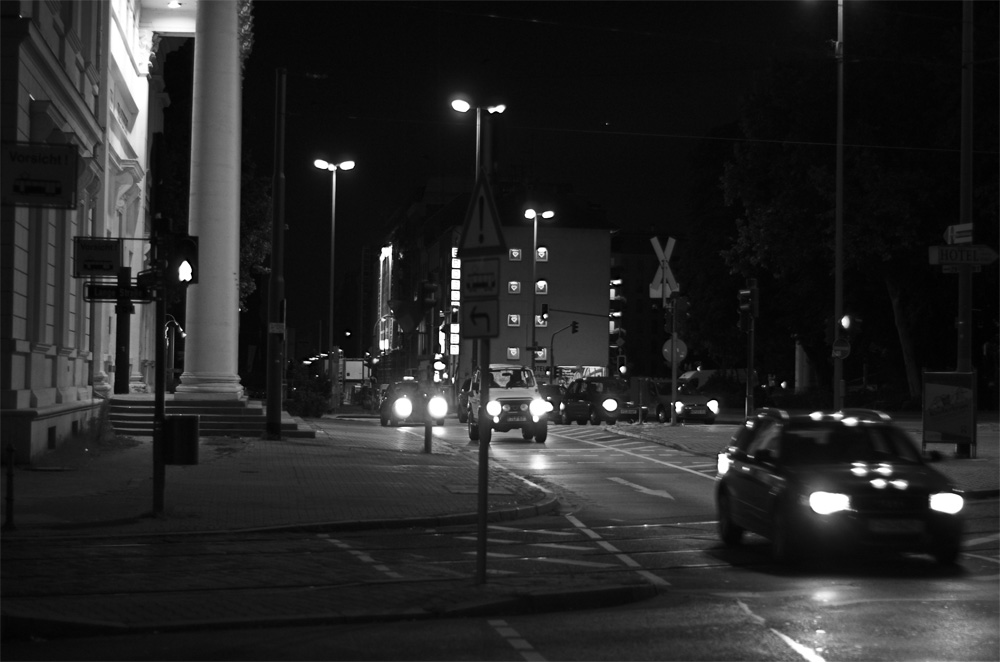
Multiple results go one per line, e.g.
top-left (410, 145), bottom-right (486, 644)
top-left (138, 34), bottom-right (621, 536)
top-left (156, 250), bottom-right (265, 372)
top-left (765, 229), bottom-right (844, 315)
top-left (832, 338), bottom-right (851, 359)
top-left (650, 236), bottom-right (679, 299)
top-left (458, 177), bottom-right (507, 258)
top-left (462, 300), bottom-right (499, 338)
top-left (509, 248), bottom-right (522, 261)
top-left (507, 313), bottom-right (521, 327)
top-left (74, 237), bottom-right (123, 277)
top-left (507, 281), bottom-right (521, 294)
top-left (929, 244), bottom-right (998, 266)
top-left (662, 337), bottom-right (688, 364)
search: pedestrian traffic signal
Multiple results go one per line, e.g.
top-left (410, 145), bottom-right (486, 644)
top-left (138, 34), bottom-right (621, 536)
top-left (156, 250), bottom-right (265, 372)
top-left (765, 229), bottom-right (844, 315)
top-left (421, 281), bottom-right (439, 305)
top-left (541, 303), bottom-right (549, 320)
top-left (571, 320), bottom-right (579, 334)
top-left (167, 234), bottom-right (198, 285)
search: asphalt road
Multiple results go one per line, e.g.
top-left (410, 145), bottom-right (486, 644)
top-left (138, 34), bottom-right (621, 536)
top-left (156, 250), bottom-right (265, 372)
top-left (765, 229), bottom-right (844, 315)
top-left (4, 418), bottom-right (998, 661)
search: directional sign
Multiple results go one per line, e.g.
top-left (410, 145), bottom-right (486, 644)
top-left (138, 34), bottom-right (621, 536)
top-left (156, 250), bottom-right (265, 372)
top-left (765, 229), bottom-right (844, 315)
top-left (943, 223), bottom-right (973, 245)
top-left (461, 300), bottom-right (499, 339)
top-left (458, 176), bottom-right (507, 258)
top-left (650, 236), bottom-right (679, 299)
top-left (85, 283), bottom-right (152, 302)
top-left (74, 237), bottom-right (122, 277)
top-left (929, 244), bottom-right (998, 266)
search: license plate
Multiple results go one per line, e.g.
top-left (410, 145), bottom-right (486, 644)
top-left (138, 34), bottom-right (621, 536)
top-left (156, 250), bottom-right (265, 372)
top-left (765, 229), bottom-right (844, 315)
top-left (868, 519), bottom-right (924, 534)
top-left (506, 414), bottom-right (526, 423)
top-left (620, 407), bottom-right (638, 416)
top-left (691, 408), bottom-right (707, 415)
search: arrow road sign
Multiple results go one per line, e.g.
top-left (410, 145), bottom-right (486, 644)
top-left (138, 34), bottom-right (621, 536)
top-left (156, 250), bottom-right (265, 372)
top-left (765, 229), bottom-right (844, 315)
top-left (943, 223), bottom-right (973, 245)
top-left (461, 300), bottom-right (499, 339)
top-left (929, 244), bottom-right (998, 266)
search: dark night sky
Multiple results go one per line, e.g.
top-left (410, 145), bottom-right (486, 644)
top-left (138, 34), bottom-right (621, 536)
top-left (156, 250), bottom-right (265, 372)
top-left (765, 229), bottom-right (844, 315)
top-left (236, 1), bottom-right (972, 354)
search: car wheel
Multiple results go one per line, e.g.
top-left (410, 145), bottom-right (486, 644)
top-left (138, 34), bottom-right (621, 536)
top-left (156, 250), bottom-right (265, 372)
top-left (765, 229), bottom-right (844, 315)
top-left (771, 508), bottom-right (799, 564)
top-left (657, 407), bottom-right (668, 424)
top-left (468, 413), bottom-right (479, 441)
top-left (458, 409), bottom-right (468, 424)
top-left (535, 424), bottom-right (547, 443)
top-left (588, 409), bottom-right (601, 425)
top-left (522, 428), bottom-right (534, 440)
top-left (717, 491), bottom-right (743, 546)
top-left (436, 418), bottom-right (445, 426)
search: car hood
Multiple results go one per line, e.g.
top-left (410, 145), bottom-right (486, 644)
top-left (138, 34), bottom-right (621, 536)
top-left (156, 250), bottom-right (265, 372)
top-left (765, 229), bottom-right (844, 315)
top-left (676, 393), bottom-right (719, 405)
top-left (786, 462), bottom-right (955, 494)
top-left (489, 386), bottom-right (540, 401)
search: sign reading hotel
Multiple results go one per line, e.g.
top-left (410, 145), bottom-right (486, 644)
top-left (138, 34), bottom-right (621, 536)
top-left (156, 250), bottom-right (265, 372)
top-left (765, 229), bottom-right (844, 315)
top-left (1, 142), bottom-right (79, 209)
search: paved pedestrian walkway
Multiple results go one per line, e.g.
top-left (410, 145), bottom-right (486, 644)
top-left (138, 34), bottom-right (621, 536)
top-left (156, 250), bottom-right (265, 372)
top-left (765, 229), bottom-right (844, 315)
top-left (0, 406), bottom-right (996, 640)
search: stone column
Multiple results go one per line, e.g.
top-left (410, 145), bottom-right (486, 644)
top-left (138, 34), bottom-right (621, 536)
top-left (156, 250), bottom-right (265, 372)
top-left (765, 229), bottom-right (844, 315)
top-left (176, 0), bottom-right (243, 400)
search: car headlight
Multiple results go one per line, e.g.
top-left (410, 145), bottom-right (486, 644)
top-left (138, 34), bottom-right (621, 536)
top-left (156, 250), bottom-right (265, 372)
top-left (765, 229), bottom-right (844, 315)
top-left (393, 398), bottom-right (413, 418)
top-left (674, 401), bottom-right (684, 414)
top-left (427, 395), bottom-right (448, 420)
top-left (529, 398), bottom-right (551, 417)
top-left (602, 398), bottom-right (618, 413)
top-left (707, 399), bottom-right (720, 414)
top-left (930, 492), bottom-right (964, 515)
top-left (485, 400), bottom-right (502, 417)
top-left (809, 491), bottom-right (851, 515)
top-left (717, 453), bottom-right (731, 475)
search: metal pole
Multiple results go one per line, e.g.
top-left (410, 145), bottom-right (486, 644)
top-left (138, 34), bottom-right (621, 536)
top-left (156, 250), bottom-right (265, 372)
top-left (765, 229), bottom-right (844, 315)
top-left (152, 234), bottom-right (166, 514)
top-left (329, 167), bottom-right (338, 408)
top-left (266, 68), bottom-right (287, 438)
top-left (956, 0), bottom-right (974, 458)
top-left (476, 338), bottom-right (491, 584)
top-left (530, 213), bottom-right (538, 374)
top-left (833, 0), bottom-right (845, 410)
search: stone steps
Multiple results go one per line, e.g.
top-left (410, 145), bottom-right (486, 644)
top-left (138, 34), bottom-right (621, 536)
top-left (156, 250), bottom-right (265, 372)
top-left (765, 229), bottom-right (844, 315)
top-left (108, 397), bottom-right (316, 438)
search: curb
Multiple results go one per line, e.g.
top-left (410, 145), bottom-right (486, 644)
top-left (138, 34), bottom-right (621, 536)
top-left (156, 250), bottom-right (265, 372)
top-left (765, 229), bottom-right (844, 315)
top-left (1, 579), bottom-right (661, 641)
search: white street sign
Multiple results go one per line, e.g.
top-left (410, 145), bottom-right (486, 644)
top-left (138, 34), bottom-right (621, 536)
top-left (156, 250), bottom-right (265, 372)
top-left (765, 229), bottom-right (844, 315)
top-left (649, 236), bottom-right (679, 298)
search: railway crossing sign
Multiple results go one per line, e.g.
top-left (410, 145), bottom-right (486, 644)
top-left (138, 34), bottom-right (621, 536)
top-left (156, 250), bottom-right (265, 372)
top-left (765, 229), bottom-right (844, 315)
top-left (650, 236), bottom-right (679, 299)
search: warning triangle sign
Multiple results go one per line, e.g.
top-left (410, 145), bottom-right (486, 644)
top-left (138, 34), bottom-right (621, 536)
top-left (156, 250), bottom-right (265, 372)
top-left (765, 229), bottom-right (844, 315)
top-left (458, 173), bottom-right (507, 258)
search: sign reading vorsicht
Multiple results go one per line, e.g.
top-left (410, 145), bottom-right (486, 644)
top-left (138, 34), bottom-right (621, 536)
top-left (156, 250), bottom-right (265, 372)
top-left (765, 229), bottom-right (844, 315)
top-left (1, 142), bottom-right (78, 209)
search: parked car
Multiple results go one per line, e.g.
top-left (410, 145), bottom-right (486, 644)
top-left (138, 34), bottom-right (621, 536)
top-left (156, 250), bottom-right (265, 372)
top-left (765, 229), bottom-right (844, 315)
top-left (379, 379), bottom-right (448, 427)
top-left (715, 408), bottom-right (964, 565)
top-left (560, 377), bottom-right (641, 425)
top-left (467, 364), bottom-right (550, 443)
top-left (538, 383), bottom-right (566, 423)
top-left (456, 378), bottom-right (472, 423)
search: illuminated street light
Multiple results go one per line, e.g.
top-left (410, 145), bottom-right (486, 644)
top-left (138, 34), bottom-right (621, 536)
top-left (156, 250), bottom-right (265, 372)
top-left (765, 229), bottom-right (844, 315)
top-left (314, 157), bottom-right (356, 407)
top-left (450, 98), bottom-right (506, 181)
top-left (525, 208), bottom-right (555, 379)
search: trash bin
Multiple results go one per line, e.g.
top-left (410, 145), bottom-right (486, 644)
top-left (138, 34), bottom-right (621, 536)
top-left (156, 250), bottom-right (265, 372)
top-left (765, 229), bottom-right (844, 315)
top-left (163, 415), bottom-right (199, 465)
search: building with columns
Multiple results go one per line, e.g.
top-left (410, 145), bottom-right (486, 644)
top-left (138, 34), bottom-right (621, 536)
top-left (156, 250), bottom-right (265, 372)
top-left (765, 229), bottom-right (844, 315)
top-left (1, 0), bottom-right (250, 462)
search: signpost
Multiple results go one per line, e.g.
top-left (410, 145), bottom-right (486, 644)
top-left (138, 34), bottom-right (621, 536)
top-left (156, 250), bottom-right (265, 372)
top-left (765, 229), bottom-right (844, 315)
top-left (74, 238), bottom-right (123, 278)
top-left (928, 244), bottom-right (998, 266)
top-left (650, 236), bottom-right (681, 424)
top-left (457, 174), bottom-right (506, 585)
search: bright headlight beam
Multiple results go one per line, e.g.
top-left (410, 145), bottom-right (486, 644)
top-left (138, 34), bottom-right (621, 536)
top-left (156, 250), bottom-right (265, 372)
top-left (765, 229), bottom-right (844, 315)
top-left (809, 491), bottom-right (850, 515)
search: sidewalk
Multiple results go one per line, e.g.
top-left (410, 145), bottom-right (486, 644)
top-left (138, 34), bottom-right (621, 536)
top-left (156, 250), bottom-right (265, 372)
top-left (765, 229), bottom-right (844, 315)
top-left (1, 407), bottom-right (996, 640)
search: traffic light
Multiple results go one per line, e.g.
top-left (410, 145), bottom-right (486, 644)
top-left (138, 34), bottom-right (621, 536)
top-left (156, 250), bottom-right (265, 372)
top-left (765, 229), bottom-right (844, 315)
top-left (540, 303), bottom-right (549, 320)
top-left (571, 320), bottom-right (579, 334)
top-left (166, 234), bottom-right (198, 285)
top-left (737, 283), bottom-right (758, 332)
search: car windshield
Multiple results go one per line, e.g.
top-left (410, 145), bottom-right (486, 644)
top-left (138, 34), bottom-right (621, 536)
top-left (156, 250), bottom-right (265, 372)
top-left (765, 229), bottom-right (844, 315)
top-left (595, 379), bottom-right (628, 395)
top-left (490, 368), bottom-right (535, 389)
top-left (783, 425), bottom-right (923, 466)
top-left (393, 382), bottom-right (421, 396)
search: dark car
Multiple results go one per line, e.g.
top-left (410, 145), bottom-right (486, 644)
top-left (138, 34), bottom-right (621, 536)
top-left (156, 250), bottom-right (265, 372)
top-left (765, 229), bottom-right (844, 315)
top-left (379, 379), bottom-right (448, 427)
top-left (715, 408), bottom-right (964, 565)
top-left (672, 381), bottom-right (721, 423)
top-left (456, 378), bottom-right (472, 423)
top-left (538, 383), bottom-right (566, 423)
top-left (560, 377), bottom-right (641, 425)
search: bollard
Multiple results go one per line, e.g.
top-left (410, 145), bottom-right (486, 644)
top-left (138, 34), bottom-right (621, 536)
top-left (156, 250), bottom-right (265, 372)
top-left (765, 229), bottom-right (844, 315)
top-left (424, 420), bottom-right (433, 454)
top-left (3, 444), bottom-right (15, 531)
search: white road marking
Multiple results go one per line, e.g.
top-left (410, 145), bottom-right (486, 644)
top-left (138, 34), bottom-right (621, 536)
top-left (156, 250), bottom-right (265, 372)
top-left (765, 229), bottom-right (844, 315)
top-left (565, 514), bottom-right (671, 586)
top-left (568, 437), bottom-right (718, 480)
top-left (608, 476), bottom-right (675, 500)
top-left (738, 599), bottom-right (826, 662)
top-left (321, 536), bottom-right (404, 580)
top-left (489, 620), bottom-right (546, 661)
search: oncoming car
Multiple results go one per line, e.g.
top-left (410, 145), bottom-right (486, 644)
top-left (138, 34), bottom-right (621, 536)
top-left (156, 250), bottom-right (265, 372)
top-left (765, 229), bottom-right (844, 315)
top-left (672, 381), bottom-right (721, 424)
top-left (379, 379), bottom-right (448, 427)
top-left (715, 408), bottom-right (964, 565)
top-left (467, 364), bottom-right (550, 443)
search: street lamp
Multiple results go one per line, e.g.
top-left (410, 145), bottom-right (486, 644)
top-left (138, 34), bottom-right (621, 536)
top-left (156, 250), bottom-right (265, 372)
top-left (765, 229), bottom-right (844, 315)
top-left (832, 0), bottom-right (845, 409)
top-left (314, 158), bottom-right (356, 408)
top-left (524, 208), bottom-right (555, 378)
top-left (450, 99), bottom-right (505, 181)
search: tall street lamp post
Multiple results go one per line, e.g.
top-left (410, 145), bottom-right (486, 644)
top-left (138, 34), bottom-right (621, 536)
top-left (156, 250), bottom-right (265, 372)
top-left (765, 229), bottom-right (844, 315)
top-left (524, 208), bottom-right (554, 377)
top-left (314, 158), bottom-right (355, 408)
top-left (450, 99), bottom-right (505, 183)
top-left (833, 0), bottom-right (845, 410)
